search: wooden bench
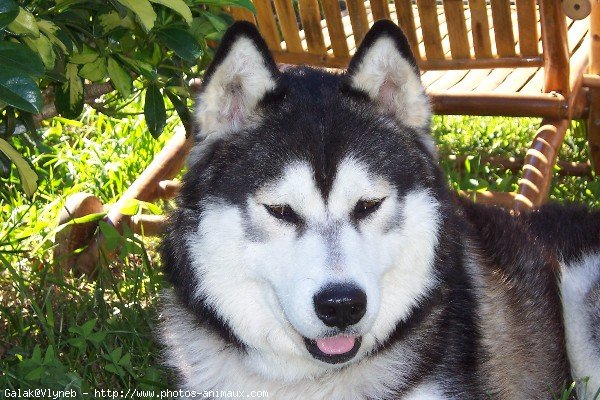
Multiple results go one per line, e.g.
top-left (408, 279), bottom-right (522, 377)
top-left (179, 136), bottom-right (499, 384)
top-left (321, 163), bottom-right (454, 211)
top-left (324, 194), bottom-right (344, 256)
top-left (58, 0), bottom-right (600, 272)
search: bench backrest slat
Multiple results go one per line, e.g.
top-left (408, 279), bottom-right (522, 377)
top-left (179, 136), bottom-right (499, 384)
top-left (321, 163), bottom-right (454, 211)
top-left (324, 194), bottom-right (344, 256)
top-left (299, 0), bottom-right (328, 55)
top-left (490, 0), bottom-right (517, 56)
top-left (253, 0), bottom-right (282, 51)
top-left (515, 0), bottom-right (539, 57)
top-left (346, 0), bottom-right (371, 44)
top-left (468, 0), bottom-right (493, 58)
top-left (417, 0), bottom-right (445, 60)
top-left (321, 0), bottom-right (351, 57)
top-left (444, 0), bottom-right (470, 59)
top-left (371, 0), bottom-right (392, 21)
top-left (395, 0), bottom-right (421, 58)
top-left (273, 0), bottom-right (304, 52)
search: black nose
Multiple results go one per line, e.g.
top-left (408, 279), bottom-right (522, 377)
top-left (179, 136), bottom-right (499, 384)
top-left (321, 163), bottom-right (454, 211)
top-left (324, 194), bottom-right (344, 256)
top-left (313, 284), bottom-right (367, 330)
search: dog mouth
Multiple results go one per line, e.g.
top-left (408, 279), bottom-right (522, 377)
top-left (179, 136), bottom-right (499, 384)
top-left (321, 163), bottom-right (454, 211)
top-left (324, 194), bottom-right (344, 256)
top-left (304, 335), bottom-right (362, 364)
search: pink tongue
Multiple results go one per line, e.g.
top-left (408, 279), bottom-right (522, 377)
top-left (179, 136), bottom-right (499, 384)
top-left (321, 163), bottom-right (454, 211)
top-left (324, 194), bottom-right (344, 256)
top-left (315, 336), bottom-right (356, 355)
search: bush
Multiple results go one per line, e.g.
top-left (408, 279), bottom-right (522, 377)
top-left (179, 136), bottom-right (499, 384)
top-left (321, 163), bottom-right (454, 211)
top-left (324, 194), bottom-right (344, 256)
top-left (0, 0), bottom-right (253, 193)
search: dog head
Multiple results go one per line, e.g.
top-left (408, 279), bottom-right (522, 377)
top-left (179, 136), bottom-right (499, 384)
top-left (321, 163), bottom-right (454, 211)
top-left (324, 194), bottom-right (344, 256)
top-left (163, 20), bottom-right (447, 380)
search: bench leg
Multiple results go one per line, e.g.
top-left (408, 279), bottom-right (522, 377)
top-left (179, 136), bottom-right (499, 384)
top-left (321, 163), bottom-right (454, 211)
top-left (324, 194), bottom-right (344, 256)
top-left (513, 118), bottom-right (570, 213)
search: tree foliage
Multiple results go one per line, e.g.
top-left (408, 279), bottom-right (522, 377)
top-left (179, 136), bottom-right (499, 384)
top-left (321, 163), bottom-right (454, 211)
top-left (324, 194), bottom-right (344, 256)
top-left (0, 0), bottom-right (253, 193)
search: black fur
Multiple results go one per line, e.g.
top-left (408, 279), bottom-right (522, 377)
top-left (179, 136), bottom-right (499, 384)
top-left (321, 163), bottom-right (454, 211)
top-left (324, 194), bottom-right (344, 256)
top-left (522, 202), bottom-right (600, 262)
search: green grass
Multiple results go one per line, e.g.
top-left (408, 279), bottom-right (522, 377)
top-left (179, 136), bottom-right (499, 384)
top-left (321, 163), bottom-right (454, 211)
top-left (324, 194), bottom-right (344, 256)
top-left (0, 107), bottom-right (598, 397)
top-left (434, 116), bottom-right (600, 207)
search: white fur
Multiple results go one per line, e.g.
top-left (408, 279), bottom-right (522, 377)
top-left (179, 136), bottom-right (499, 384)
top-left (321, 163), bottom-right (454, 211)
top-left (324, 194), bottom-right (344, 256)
top-left (192, 37), bottom-right (276, 162)
top-left (402, 382), bottom-right (451, 400)
top-left (560, 253), bottom-right (600, 399)
top-left (181, 157), bottom-right (441, 386)
top-left (349, 37), bottom-right (434, 155)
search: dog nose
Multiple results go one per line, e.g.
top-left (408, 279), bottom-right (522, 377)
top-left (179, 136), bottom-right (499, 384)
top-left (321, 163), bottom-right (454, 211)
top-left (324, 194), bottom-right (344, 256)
top-left (313, 284), bottom-right (367, 329)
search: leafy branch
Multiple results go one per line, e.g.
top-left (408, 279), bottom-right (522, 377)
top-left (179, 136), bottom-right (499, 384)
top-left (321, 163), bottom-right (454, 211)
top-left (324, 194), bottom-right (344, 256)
top-left (0, 0), bottom-right (255, 194)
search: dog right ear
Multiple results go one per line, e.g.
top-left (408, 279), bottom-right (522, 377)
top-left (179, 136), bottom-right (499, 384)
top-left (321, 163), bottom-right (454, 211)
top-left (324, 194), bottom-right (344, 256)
top-left (194, 22), bottom-right (280, 144)
top-left (344, 21), bottom-right (430, 125)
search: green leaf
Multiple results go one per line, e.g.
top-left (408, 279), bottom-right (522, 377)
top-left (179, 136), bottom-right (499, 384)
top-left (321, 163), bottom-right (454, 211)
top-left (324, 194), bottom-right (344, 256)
top-left (119, 55), bottom-right (155, 79)
top-left (118, 352), bottom-right (131, 367)
top-left (104, 364), bottom-right (124, 376)
top-left (196, 0), bottom-right (255, 13)
top-left (0, 66), bottom-right (42, 114)
top-left (22, 34), bottom-right (56, 69)
top-left (79, 57), bottom-right (107, 82)
top-left (139, 199), bottom-right (162, 215)
top-left (190, 16), bottom-right (214, 38)
top-left (70, 211), bottom-right (106, 224)
top-left (31, 345), bottom-right (42, 362)
top-left (87, 331), bottom-right (107, 347)
top-left (37, 19), bottom-right (58, 34)
top-left (0, 42), bottom-right (44, 78)
top-left (0, 138), bottom-right (38, 196)
top-left (7, 7), bottom-right (39, 37)
top-left (96, 11), bottom-right (136, 35)
top-left (203, 10), bottom-right (229, 32)
top-left (81, 319), bottom-right (96, 337)
top-left (0, 0), bottom-right (19, 29)
top-left (38, 20), bottom-right (69, 54)
top-left (157, 27), bottom-right (202, 62)
top-left (98, 220), bottom-right (121, 252)
top-left (69, 44), bottom-right (98, 64)
top-left (115, 0), bottom-right (156, 32)
top-left (137, 42), bottom-right (162, 66)
top-left (43, 346), bottom-right (55, 364)
top-left (24, 366), bottom-right (44, 381)
top-left (107, 57), bottom-right (132, 98)
top-left (110, 347), bottom-right (122, 362)
top-left (144, 84), bottom-right (166, 137)
top-left (54, 63), bottom-right (84, 119)
top-left (148, 0), bottom-right (192, 24)
top-left (119, 198), bottom-right (141, 216)
top-left (165, 89), bottom-right (190, 128)
top-left (66, 338), bottom-right (86, 352)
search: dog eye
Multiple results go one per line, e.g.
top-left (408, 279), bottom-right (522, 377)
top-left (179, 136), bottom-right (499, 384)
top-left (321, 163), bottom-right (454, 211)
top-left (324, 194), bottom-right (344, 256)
top-left (264, 204), bottom-right (300, 224)
top-left (353, 198), bottom-right (384, 220)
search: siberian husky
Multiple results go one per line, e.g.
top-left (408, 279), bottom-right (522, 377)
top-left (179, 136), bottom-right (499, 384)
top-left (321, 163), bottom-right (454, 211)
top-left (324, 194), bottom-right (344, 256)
top-left (159, 20), bottom-right (600, 399)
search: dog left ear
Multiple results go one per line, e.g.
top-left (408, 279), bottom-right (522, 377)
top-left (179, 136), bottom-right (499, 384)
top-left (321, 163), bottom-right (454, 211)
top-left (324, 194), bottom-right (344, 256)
top-left (194, 21), bottom-right (280, 143)
top-left (344, 20), bottom-right (431, 131)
